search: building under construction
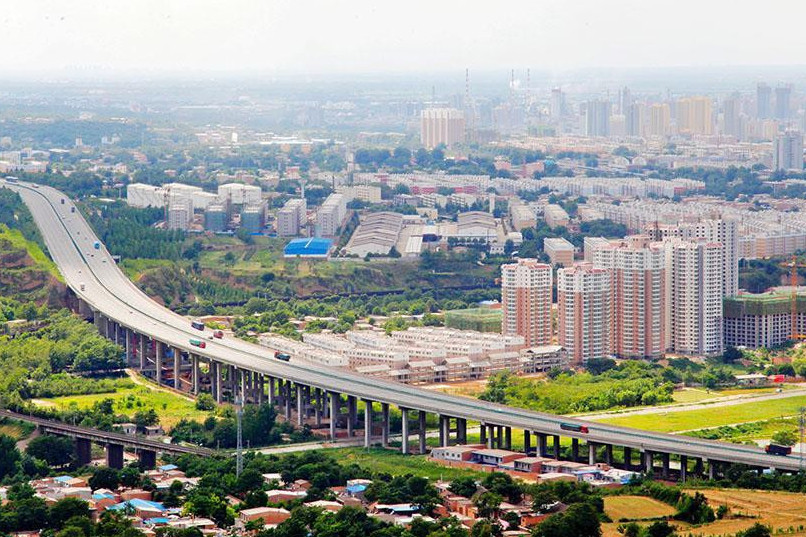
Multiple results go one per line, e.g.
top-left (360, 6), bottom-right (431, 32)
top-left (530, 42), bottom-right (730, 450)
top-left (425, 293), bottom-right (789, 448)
top-left (723, 289), bottom-right (806, 349)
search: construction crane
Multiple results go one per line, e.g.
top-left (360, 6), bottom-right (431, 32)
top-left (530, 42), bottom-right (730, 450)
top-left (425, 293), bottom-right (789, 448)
top-left (780, 255), bottom-right (806, 341)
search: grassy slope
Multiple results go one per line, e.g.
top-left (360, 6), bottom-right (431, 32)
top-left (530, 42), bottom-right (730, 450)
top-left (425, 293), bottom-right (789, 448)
top-left (324, 447), bottom-right (487, 481)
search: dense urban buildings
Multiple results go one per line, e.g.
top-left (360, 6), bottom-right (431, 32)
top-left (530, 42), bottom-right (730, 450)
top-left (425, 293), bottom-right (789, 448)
top-left (501, 259), bottom-right (552, 347)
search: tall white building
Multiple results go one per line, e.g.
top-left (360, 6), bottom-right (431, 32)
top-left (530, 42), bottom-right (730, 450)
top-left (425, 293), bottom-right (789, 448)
top-left (665, 239), bottom-right (724, 356)
top-left (277, 198), bottom-right (307, 236)
top-left (501, 259), bottom-right (553, 348)
top-left (317, 193), bottom-right (347, 237)
top-left (217, 183), bottom-right (262, 206)
top-left (773, 131), bottom-right (804, 171)
top-left (585, 99), bottom-right (611, 137)
top-left (557, 263), bottom-right (611, 365)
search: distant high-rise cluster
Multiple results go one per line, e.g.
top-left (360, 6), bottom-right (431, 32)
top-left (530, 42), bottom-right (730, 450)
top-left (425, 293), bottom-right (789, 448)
top-left (420, 108), bottom-right (466, 149)
top-left (773, 131), bottom-right (804, 171)
top-left (501, 220), bottom-right (738, 363)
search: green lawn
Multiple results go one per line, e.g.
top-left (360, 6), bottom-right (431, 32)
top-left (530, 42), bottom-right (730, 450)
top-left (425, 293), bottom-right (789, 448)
top-left (35, 386), bottom-right (213, 430)
top-left (595, 394), bottom-right (806, 433)
top-left (325, 447), bottom-right (487, 480)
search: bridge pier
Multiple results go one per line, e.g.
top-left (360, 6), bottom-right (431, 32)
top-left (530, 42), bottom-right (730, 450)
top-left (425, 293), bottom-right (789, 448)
top-left (680, 455), bottom-right (688, 482)
top-left (643, 450), bottom-right (654, 475)
top-left (138, 449), bottom-right (157, 470)
top-left (572, 438), bottom-right (579, 461)
top-left (139, 334), bottom-right (147, 370)
top-left (418, 410), bottom-right (427, 454)
top-left (604, 444), bottom-right (613, 465)
top-left (496, 425), bottom-right (503, 448)
top-left (364, 400), bottom-right (373, 448)
top-left (457, 418), bottom-right (467, 445)
top-left (173, 346), bottom-right (181, 390)
top-left (537, 433), bottom-right (548, 457)
top-left (623, 447), bottom-right (633, 470)
top-left (106, 443), bottom-right (124, 469)
top-left (329, 392), bottom-right (338, 440)
top-left (400, 407), bottom-right (410, 454)
top-left (661, 452), bottom-right (670, 479)
top-left (75, 437), bottom-right (92, 467)
top-left (191, 355), bottom-right (199, 394)
top-left (589, 442), bottom-right (597, 465)
top-left (381, 403), bottom-right (390, 447)
top-left (439, 415), bottom-right (450, 447)
top-left (296, 385), bottom-right (304, 426)
top-left (552, 435), bottom-right (561, 459)
top-left (155, 341), bottom-right (164, 385)
top-left (347, 396), bottom-right (356, 436)
top-left (504, 427), bottom-right (512, 450)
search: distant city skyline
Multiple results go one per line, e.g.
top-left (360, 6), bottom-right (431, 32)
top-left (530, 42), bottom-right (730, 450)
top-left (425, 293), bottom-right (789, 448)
top-left (4, 0), bottom-right (806, 76)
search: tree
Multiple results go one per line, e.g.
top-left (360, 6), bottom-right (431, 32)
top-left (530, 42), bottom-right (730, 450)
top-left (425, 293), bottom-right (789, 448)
top-left (120, 465), bottom-right (143, 488)
top-left (722, 346), bottom-right (743, 364)
top-left (89, 467), bottom-right (121, 491)
top-left (448, 477), bottom-right (478, 498)
top-left (26, 434), bottom-right (75, 467)
top-left (472, 492), bottom-right (502, 519)
top-left (195, 393), bottom-right (216, 411)
top-left (0, 434), bottom-right (20, 481)
top-left (645, 520), bottom-right (676, 537)
top-left (533, 503), bottom-right (602, 537)
top-left (49, 497), bottom-right (91, 529)
top-left (771, 430), bottom-right (798, 446)
top-left (481, 472), bottom-right (522, 504)
top-left (736, 523), bottom-right (772, 537)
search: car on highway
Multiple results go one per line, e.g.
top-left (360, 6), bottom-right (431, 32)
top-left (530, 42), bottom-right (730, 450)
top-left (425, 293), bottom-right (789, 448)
top-left (191, 320), bottom-right (205, 331)
top-left (274, 351), bottom-right (291, 362)
top-left (189, 338), bottom-right (206, 349)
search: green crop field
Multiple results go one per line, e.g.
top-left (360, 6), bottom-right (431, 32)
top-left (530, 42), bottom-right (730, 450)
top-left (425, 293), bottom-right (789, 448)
top-left (595, 394), bottom-right (806, 433)
top-left (34, 385), bottom-right (212, 430)
top-left (325, 447), bottom-right (487, 481)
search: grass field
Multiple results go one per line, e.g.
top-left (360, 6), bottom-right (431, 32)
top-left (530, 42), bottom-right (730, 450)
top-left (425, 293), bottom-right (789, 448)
top-left (603, 488), bottom-right (806, 537)
top-left (35, 385), bottom-right (212, 430)
top-left (595, 394), bottom-right (806, 433)
top-left (324, 447), bottom-right (487, 481)
top-left (603, 496), bottom-right (677, 522)
top-left (0, 421), bottom-right (34, 441)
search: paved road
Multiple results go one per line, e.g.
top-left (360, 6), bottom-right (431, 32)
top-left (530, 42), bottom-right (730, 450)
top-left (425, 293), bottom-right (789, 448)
top-left (4, 179), bottom-right (803, 471)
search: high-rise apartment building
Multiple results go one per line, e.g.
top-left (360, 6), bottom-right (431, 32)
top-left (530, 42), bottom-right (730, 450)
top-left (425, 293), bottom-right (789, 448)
top-left (550, 88), bottom-right (566, 120)
top-left (420, 108), bottom-right (466, 149)
top-left (167, 199), bottom-right (193, 231)
top-left (648, 104), bottom-right (671, 137)
top-left (775, 85), bottom-right (792, 120)
top-left (592, 236), bottom-right (665, 359)
top-left (585, 99), bottom-right (611, 137)
top-left (773, 131), bottom-right (804, 171)
top-left (757, 83), bottom-right (772, 119)
top-left (665, 239), bottom-right (724, 356)
top-left (676, 96), bottom-right (713, 135)
top-left (722, 96), bottom-right (742, 139)
top-left (625, 103), bottom-right (643, 137)
top-left (277, 198), bottom-right (307, 236)
top-left (501, 259), bottom-right (552, 347)
top-left (316, 193), bottom-right (347, 237)
top-left (557, 263), bottom-right (611, 364)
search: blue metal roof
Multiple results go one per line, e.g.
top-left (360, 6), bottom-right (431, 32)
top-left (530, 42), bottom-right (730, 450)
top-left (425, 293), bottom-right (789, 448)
top-left (283, 238), bottom-right (333, 257)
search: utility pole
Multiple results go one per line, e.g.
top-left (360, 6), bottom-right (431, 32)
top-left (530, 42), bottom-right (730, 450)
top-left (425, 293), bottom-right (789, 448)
top-left (800, 406), bottom-right (805, 473)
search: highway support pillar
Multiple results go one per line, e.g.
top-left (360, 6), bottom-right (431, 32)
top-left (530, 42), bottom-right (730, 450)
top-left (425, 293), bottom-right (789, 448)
top-left (400, 407), bottom-right (410, 454)
top-left (155, 341), bottom-right (163, 385)
top-left (479, 423), bottom-right (487, 445)
top-left (680, 455), bottom-right (688, 482)
top-left (213, 361), bottom-right (223, 404)
top-left (381, 403), bottom-right (390, 447)
top-left (139, 334), bottom-right (147, 370)
top-left (418, 411), bottom-right (427, 454)
top-left (588, 442), bottom-right (597, 465)
top-left (707, 460), bottom-right (716, 480)
top-left (496, 425), bottom-right (504, 449)
top-left (571, 438), bottom-right (579, 462)
top-left (314, 389), bottom-right (323, 427)
top-left (504, 427), bottom-right (512, 450)
top-left (173, 347), bottom-right (181, 391)
top-left (661, 453), bottom-right (670, 479)
top-left (296, 385), bottom-right (304, 426)
top-left (125, 329), bottom-right (133, 366)
top-left (284, 383), bottom-right (292, 420)
top-left (138, 449), bottom-right (157, 470)
top-left (523, 430), bottom-right (532, 455)
top-left (537, 433), bottom-right (548, 457)
top-left (364, 400), bottom-right (373, 448)
top-left (457, 418), bottom-right (467, 445)
top-left (75, 438), bottom-right (92, 467)
top-left (439, 415), bottom-right (450, 447)
top-left (644, 451), bottom-right (654, 475)
top-left (486, 425), bottom-right (495, 449)
top-left (553, 435), bottom-right (561, 460)
top-left (694, 457), bottom-right (704, 476)
top-left (191, 355), bottom-right (199, 395)
top-left (347, 396), bottom-right (356, 437)
top-left (329, 392), bottom-right (338, 441)
top-left (623, 447), bottom-right (633, 470)
top-left (256, 374), bottom-right (264, 405)
top-left (268, 377), bottom-right (276, 404)
top-left (604, 444), bottom-right (613, 465)
top-left (106, 443), bottom-right (124, 469)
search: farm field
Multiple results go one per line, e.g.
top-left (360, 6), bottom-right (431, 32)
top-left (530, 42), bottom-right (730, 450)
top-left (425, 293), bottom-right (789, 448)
top-left (594, 394), bottom-right (806, 433)
top-left (602, 488), bottom-right (806, 537)
top-left (324, 447), bottom-right (487, 481)
top-left (603, 495), bottom-right (677, 521)
top-left (33, 384), bottom-right (212, 430)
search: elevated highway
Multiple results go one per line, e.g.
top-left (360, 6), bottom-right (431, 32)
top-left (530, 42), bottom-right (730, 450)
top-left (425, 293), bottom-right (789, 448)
top-left (2, 178), bottom-right (800, 475)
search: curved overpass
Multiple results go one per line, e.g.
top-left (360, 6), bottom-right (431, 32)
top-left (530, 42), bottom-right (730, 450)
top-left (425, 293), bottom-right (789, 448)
top-left (2, 179), bottom-right (799, 473)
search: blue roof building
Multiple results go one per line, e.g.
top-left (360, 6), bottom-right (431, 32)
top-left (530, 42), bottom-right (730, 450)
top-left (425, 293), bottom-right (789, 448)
top-left (283, 238), bottom-right (333, 258)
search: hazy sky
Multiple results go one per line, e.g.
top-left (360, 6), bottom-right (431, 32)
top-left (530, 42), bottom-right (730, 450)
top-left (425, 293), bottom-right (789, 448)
top-left (3, 0), bottom-right (806, 75)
